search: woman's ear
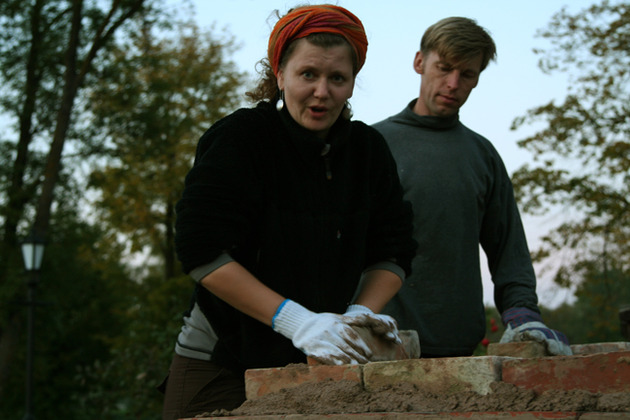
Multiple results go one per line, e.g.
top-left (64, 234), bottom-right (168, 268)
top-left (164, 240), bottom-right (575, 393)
top-left (277, 69), bottom-right (285, 90)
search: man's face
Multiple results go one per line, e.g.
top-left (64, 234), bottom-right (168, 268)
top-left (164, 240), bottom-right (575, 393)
top-left (413, 50), bottom-right (482, 117)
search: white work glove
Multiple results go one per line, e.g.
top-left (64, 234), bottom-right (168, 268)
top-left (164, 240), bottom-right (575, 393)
top-left (344, 304), bottom-right (402, 344)
top-left (272, 299), bottom-right (372, 365)
top-left (499, 307), bottom-right (572, 356)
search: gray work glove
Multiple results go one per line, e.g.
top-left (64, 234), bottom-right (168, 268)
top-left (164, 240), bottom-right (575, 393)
top-left (272, 299), bottom-right (372, 365)
top-left (499, 307), bottom-right (572, 356)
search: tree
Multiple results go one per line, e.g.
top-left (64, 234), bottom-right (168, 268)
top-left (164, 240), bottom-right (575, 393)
top-left (69, 18), bottom-right (247, 417)
top-left (0, 0), bottom-right (158, 407)
top-left (0, 201), bottom-right (141, 419)
top-left (86, 19), bottom-right (246, 279)
top-left (510, 1), bottom-right (630, 300)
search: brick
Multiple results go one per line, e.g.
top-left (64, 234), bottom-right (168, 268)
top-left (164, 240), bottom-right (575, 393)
top-left (400, 329), bottom-right (421, 359)
top-left (306, 329), bottom-right (420, 367)
top-left (571, 342), bottom-right (630, 355)
top-left (488, 341), bottom-right (549, 358)
top-left (502, 350), bottom-right (630, 394)
top-left (244, 363), bottom-right (362, 400)
top-left (581, 414), bottom-right (630, 420)
top-left (363, 356), bottom-right (507, 395)
top-left (184, 411), bottom-right (619, 419)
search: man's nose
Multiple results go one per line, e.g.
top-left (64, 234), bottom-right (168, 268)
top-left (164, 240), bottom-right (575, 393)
top-left (446, 71), bottom-right (460, 89)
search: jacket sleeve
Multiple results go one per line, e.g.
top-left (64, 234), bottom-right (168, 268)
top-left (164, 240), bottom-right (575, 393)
top-left (175, 111), bottom-right (263, 274)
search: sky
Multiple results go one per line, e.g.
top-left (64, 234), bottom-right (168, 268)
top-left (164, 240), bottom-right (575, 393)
top-left (172, 0), bottom-right (596, 308)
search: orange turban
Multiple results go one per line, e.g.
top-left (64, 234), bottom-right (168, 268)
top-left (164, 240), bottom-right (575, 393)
top-left (268, 5), bottom-right (368, 76)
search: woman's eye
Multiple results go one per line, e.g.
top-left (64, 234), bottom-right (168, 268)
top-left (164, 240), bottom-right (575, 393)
top-left (331, 74), bottom-right (345, 83)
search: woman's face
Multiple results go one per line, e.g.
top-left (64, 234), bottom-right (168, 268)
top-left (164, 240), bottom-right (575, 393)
top-left (277, 39), bottom-right (355, 139)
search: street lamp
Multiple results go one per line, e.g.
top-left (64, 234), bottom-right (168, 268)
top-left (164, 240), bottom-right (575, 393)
top-left (21, 229), bottom-right (45, 420)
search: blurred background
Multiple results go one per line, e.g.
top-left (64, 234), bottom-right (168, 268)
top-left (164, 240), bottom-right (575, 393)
top-left (0, 0), bottom-right (628, 418)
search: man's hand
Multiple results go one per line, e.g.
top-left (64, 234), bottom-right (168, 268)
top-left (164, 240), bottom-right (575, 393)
top-left (272, 300), bottom-right (373, 365)
top-left (499, 307), bottom-right (572, 356)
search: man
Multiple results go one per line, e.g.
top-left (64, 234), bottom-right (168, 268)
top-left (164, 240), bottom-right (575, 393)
top-left (374, 17), bottom-right (571, 357)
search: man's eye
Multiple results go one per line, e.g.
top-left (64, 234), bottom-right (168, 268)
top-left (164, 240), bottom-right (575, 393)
top-left (302, 71), bottom-right (314, 79)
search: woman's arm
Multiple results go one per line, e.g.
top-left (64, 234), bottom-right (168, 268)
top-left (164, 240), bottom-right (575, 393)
top-left (199, 261), bottom-right (285, 326)
top-left (353, 269), bottom-right (403, 313)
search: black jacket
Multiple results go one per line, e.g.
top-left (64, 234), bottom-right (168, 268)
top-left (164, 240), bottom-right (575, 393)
top-left (175, 101), bottom-right (416, 371)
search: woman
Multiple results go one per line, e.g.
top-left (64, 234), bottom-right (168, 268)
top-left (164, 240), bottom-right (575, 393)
top-left (161, 4), bottom-right (416, 418)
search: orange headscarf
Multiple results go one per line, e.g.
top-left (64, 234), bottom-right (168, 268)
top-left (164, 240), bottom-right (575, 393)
top-left (268, 4), bottom-right (368, 76)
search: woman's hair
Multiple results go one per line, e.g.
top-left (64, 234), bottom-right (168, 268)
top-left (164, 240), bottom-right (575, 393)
top-left (246, 4), bottom-right (367, 103)
top-left (246, 33), bottom-right (353, 102)
top-left (420, 17), bottom-right (497, 71)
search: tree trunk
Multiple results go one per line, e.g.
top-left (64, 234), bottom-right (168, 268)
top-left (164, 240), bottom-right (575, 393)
top-left (33, 0), bottom-right (83, 238)
top-left (33, 0), bottom-right (147, 237)
top-left (0, 0), bottom-right (45, 402)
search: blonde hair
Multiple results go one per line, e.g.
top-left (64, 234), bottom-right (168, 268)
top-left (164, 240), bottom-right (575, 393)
top-left (420, 17), bottom-right (496, 71)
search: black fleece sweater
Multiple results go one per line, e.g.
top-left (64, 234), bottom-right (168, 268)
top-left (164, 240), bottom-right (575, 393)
top-left (175, 101), bottom-right (416, 371)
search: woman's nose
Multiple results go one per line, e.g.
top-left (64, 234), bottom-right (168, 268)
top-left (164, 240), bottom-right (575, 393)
top-left (313, 78), bottom-right (330, 98)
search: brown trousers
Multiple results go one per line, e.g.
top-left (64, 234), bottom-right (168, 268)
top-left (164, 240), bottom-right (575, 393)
top-left (160, 354), bottom-right (246, 420)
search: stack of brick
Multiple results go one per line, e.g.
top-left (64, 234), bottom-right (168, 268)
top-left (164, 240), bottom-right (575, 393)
top-left (182, 340), bottom-right (630, 420)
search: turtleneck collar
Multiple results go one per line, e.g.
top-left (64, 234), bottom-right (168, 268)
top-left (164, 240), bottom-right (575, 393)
top-left (275, 102), bottom-right (351, 158)
top-left (401, 99), bottom-right (460, 130)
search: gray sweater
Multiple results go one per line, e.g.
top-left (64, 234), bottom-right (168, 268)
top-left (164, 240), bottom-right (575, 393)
top-left (374, 100), bottom-right (539, 356)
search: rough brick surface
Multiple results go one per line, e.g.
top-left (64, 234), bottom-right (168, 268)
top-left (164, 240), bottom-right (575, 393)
top-left (183, 411), bottom-right (630, 419)
top-left (488, 341), bottom-right (548, 358)
top-left (570, 341), bottom-right (630, 355)
top-left (502, 350), bottom-right (630, 394)
top-left (244, 363), bottom-right (362, 400)
top-left (362, 356), bottom-right (506, 395)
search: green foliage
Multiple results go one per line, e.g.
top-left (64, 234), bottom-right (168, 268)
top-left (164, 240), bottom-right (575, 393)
top-left (570, 265), bottom-right (630, 343)
top-left (86, 18), bottom-right (246, 272)
top-left (70, 274), bottom-right (192, 419)
top-left (511, 1), bottom-right (630, 292)
top-left (0, 1), bottom-right (243, 418)
top-left (0, 208), bottom-right (135, 419)
top-left (540, 264), bottom-right (630, 345)
top-left (0, 0), bottom-right (68, 133)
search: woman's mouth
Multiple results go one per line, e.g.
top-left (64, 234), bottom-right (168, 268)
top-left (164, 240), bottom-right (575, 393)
top-left (309, 106), bottom-right (328, 117)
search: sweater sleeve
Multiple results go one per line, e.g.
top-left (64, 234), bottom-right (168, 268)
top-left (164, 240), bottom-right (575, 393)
top-left (175, 110), bottom-right (264, 274)
top-left (479, 150), bottom-right (539, 314)
top-left (363, 125), bottom-right (417, 278)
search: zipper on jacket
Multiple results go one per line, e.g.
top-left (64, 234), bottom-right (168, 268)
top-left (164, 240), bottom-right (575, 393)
top-left (321, 144), bottom-right (332, 180)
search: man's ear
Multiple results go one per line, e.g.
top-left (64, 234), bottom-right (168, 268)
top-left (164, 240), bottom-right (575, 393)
top-left (413, 51), bottom-right (425, 75)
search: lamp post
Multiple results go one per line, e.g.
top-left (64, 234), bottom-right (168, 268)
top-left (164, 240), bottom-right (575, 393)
top-left (21, 230), bottom-right (45, 420)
